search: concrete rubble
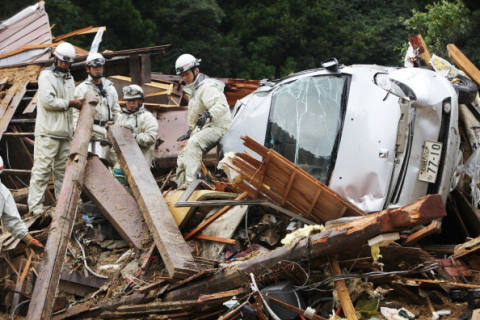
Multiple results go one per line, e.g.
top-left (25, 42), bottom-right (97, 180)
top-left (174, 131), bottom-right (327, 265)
top-left (2, 4), bottom-right (480, 320)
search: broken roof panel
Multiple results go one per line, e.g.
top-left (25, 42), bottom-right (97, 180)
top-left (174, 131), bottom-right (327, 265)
top-left (0, 1), bottom-right (52, 66)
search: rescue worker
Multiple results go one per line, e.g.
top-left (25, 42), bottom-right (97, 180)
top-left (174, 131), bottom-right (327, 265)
top-left (0, 157), bottom-right (44, 254)
top-left (28, 42), bottom-right (84, 215)
top-left (175, 54), bottom-right (231, 189)
top-left (73, 52), bottom-right (121, 164)
top-left (114, 85), bottom-right (158, 167)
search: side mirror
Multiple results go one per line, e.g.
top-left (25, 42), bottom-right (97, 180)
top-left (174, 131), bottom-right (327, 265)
top-left (321, 57), bottom-right (339, 70)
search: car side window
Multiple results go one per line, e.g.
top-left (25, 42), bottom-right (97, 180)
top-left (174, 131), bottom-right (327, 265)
top-left (266, 75), bottom-right (347, 184)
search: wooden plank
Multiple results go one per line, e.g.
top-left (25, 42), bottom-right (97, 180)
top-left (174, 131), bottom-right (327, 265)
top-left (0, 76), bottom-right (8, 91)
top-left (398, 278), bottom-right (480, 289)
top-left (194, 234), bottom-right (238, 245)
top-left (12, 252), bottom-right (33, 310)
top-left (448, 43), bottom-right (480, 88)
top-left (26, 93), bottom-right (98, 320)
top-left (140, 54), bottom-right (152, 84)
top-left (403, 221), bottom-right (442, 246)
top-left (52, 26), bottom-right (93, 42)
top-left (330, 256), bottom-right (358, 320)
top-left (83, 155), bottom-right (150, 249)
top-left (454, 236), bottom-right (480, 258)
top-left (183, 192), bottom-right (248, 241)
top-left (199, 205), bottom-right (247, 260)
top-left (163, 194), bottom-right (447, 302)
top-left (107, 125), bottom-right (199, 279)
top-left (0, 43), bottom-right (57, 60)
top-left (23, 91), bottom-right (38, 114)
top-left (0, 81), bottom-right (28, 139)
top-left (78, 26), bottom-right (107, 35)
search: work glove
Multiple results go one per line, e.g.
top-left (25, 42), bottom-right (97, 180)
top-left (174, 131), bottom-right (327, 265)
top-left (22, 234), bottom-right (44, 254)
top-left (196, 112), bottom-right (211, 128)
top-left (121, 124), bottom-right (135, 133)
top-left (177, 129), bottom-right (192, 141)
top-left (68, 98), bottom-right (85, 111)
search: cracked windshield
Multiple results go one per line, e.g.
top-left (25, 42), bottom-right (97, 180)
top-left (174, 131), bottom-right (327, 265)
top-left (266, 75), bottom-right (347, 184)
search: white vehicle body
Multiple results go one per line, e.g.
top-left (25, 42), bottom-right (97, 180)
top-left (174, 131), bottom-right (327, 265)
top-left (219, 64), bottom-right (461, 212)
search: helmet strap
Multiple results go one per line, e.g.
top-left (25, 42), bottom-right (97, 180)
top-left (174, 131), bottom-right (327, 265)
top-left (54, 58), bottom-right (69, 73)
top-left (193, 68), bottom-right (199, 82)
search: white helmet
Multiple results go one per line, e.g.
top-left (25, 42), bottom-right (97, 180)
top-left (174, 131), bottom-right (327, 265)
top-left (86, 52), bottom-right (105, 67)
top-left (0, 156), bottom-right (3, 174)
top-left (53, 42), bottom-right (76, 63)
top-left (123, 84), bottom-right (144, 100)
top-left (175, 54), bottom-right (201, 74)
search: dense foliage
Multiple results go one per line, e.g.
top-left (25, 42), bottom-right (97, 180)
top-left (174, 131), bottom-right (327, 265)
top-left (0, 0), bottom-right (478, 79)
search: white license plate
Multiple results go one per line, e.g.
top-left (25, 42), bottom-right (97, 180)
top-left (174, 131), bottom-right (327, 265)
top-left (418, 141), bottom-right (443, 183)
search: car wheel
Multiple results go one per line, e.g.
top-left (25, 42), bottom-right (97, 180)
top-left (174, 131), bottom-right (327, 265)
top-left (451, 74), bottom-right (478, 105)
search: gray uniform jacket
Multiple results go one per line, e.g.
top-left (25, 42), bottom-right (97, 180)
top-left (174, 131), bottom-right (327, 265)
top-left (116, 106), bottom-right (158, 166)
top-left (35, 64), bottom-right (75, 139)
top-left (0, 181), bottom-right (28, 239)
top-left (183, 73), bottom-right (231, 136)
top-left (73, 76), bottom-right (121, 139)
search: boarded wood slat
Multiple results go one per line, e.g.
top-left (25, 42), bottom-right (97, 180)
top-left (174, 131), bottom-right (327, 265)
top-left (107, 125), bottom-right (199, 278)
top-left (23, 91), bottom-right (38, 114)
top-left (227, 136), bottom-right (365, 224)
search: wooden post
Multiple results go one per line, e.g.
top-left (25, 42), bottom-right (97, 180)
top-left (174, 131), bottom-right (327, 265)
top-left (140, 54), bottom-right (151, 84)
top-left (107, 125), bottom-right (200, 278)
top-left (163, 194), bottom-right (446, 302)
top-left (27, 93), bottom-right (98, 320)
top-left (130, 54), bottom-right (142, 85)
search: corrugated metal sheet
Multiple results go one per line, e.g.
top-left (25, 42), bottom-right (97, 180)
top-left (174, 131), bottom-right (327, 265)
top-left (0, 1), bottom-right (52, 64)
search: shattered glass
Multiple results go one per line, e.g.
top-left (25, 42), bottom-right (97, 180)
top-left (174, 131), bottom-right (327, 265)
top-left (266, 75), bottom-right (347, 184)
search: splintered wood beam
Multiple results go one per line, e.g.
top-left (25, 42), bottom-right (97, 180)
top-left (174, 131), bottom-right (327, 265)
top-left (163, 194), bottom-right (446, 302)
top-left (447, 44), bottom-right (480, 88)
top-left (83, 155), bottom-right (150, 249)
top-left (329, 256), bottom-right (358, 320)
top-left (409, 35), bottom-right (432, 66)
top-left (107, 125), bottom-right (199, 279)
top-left (27, 93), bottom-right (98, 320)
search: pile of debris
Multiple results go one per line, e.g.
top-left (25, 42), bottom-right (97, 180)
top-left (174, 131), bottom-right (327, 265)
top-left (2, 126), bottom-right (480, 319)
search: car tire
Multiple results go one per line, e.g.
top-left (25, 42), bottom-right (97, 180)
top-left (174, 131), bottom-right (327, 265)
top-left (451, 74), bottom-right (478, 105)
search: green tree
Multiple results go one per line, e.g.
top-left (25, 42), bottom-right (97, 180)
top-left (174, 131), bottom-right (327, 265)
top-left (142, 0), bottom-right (237, 77)
top-left (403, 0), bottom-right (470, 59)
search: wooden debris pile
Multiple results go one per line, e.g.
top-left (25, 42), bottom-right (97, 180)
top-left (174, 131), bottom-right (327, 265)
top-left (2, 28), bottom-right (480, 319)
